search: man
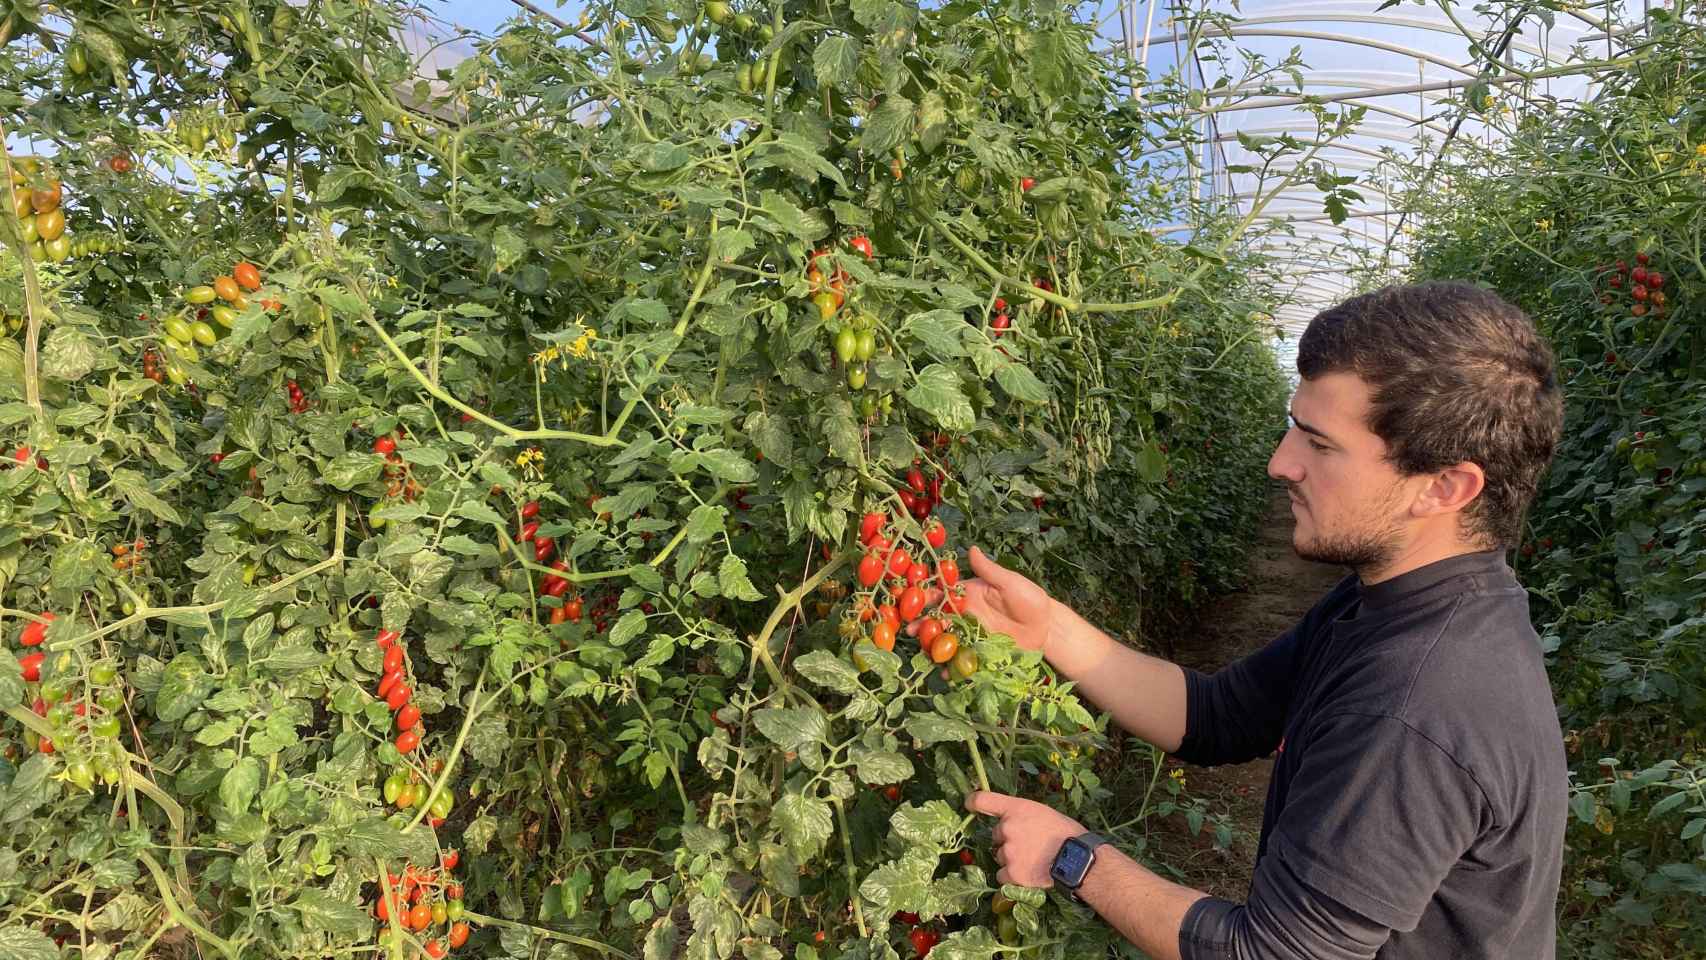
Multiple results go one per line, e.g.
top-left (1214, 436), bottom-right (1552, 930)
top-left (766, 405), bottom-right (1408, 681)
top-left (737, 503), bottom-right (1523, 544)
top-left (947, 282), bottom-right (1568, 959)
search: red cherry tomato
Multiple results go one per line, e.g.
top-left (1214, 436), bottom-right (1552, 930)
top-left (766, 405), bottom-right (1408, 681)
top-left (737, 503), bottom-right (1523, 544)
top-left (373, 436), bottom-right (396, 455)
top-left (917, 618), bottom-right (943, 648)
top-left (19, 612), bottom-right (54, 647)
top-left (534, 537), bottom-right (556, 563)
top-left (517, 521), bottom-right (539, 543)
top-left (858, 552), bottom-right (884, 587)
top-left (377, 668), bottom-right (404, 699)
top-left (377, 628), bottom-right (401, 648)
top-left (1020, 177), bottom-right (1036, 192)
top-left (521, 500), bottom-right (541, 520)
top-left (386, 683), bottom-right (412, 711)
top-left (906, 467), bottom-right (926, 494)
top-left (442, 850), bottom-right (461, 870)
top-left (937, 559), bottom-right (960, 588)
top-left (383, 645), bottom-right (404, 673)
top-left (19, 652), bottom-right (44, 682)
top-left (398, 704), bottom-right (421, 731)
top-left (905, 563), bottom-right (928, 587)
top-left (850, 235), bottom-right (874, 259)
top-left (396, 730), bottom-right (420, 754)
top-left (860, 511), bottom-right (884, 545)
top-left (872, 622), bottom-right (897, 651)
top-left (878, 604), bottom-right (900, 631)
top-left (925, 521), bottom-right (947, 549)
top-left (898, 586), bottom-right (926, 622)
top-left (887, 549), bottom-right (912, 578)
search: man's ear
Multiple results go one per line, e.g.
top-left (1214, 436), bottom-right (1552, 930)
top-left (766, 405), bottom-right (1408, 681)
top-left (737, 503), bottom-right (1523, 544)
top-left (1413, 461), bottom-right (1485, 518)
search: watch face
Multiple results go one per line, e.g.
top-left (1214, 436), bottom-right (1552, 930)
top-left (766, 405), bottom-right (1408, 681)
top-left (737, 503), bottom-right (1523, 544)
top-left (1051, 838), bottom-right (1094, 885)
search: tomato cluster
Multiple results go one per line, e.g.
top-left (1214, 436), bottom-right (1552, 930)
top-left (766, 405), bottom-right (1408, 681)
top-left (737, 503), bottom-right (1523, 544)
top-left (7, 156), bottom-right (75, 263)
top-left (7, 614), bottom-right (128, 784)
top-left (1596, 251), bottom-right (1668, 317)
top-left (372, 628), bottom-right (432, 762)
top-left (845, 473), bottom-right (976, 679)
top-left (372, 852), bottom-right (473, 956)
top-left (376, 428), bottom-right (424, 501)
top-left (110, 537), bottom-right (148, 573)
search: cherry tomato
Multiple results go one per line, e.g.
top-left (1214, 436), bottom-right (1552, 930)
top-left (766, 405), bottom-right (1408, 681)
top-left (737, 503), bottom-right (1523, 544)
top-left (918, 618), bottom-right (943, 647)
top-left (872, 622), bottom-right (897, 651)
top-left (905, 564), bottom-right (928, 588)
top-left (384, 773), bottom-right (405, 804)
top-left (958, 849), bottom-right (975, 865)
top-left (991, 892), bottom-right (1014, 914)
top-left (432, 902), bottom-right (449, 925)
top-left (545, 577), bottom-right (571, 598)
top-left (396, 730), bottom-right (420, 753)
top-left (19, 652), bottom-right (44, 682)
top-left (387, 683), bottom-right (412, 711)
top-left (942, 588), bottom-right (969, 614)
top-left (565, 598), bottom-right (584, 622)
top-left (377, 668), bottom-right (404, 699)
top-left (857, 552), bottom-right (884, 587)
top-left (517, 520), bottom-right (539, 543)
top-left (443, 850), bottom-right (461, 871)
top-left (1020, 177), bottom-right (1036, 192)
top-left (887, 549), bottom-right (912, 578)
top-left (398, 704), bottom-right (421, 730)
top-left (424, 939), bottom-right (446, 958)
top-left (383, 645), bottom-right (405, 673)
top-left (907, 467), bottom-right (926, 494)
top-left (373, 436), bottom-right (397, 455)
top-left (884, 785), bottom-right (901, 802)
top-left (860, 511), bottom-right (884, 545)
top-left (408, 903), bottom-right (432, 931)
top-left (931, 634), bottom-right (959, 664)
top-left (233, 261), bottom-right (262, 290)
top-left (448, 922), bottom-right (471, 948)
top-left (925, 521), bottom-right (947, 549)
top-left (950, 648), bottom-right (979, 680)
top-left (878, 604), bottom-right (900, 631)
top-left (377, 628), bottom-right (401, 648)
top-left (813, 291), bottom-right (839, 321)
top-left (909, 927), bottom-right (939, 957)
top-left (850, 235), bottom-right (874, 259)
top-left (213, 275), bottom-right (241, 301)
top-left (18, 612), bottom-right (53, 647)
top-left (937, 559), bottom-right (960, 588)
top-left (534, 537), bottom-right (556, 563)
top-left (898, 586), bottom-right (926, 621)
top-left (521, 500), bottom-right (541, 520)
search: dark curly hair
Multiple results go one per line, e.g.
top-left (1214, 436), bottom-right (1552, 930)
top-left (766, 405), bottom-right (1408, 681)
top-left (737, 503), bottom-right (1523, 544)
top-left (1297, 281), bottom-right (1564, 548)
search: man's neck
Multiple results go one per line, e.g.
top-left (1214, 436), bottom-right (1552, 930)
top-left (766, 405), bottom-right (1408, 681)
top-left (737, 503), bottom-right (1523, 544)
top-left (1357, 532), bottom-right (1493, 586)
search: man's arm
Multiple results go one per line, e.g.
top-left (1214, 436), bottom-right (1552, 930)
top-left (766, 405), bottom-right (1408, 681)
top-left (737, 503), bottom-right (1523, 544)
top-left (1042, 600), bottom-right (1189, 753)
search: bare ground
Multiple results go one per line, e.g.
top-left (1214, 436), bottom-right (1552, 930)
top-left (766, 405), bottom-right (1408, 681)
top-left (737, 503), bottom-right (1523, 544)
top-left (1139, 485), bottom-right (1346, 899)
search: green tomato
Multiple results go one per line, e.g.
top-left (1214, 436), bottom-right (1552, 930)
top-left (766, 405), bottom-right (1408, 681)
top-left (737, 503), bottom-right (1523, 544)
top-left (856, 329), bottom-right (877, 361)
top-left (447, 899), bottom-right (464, 922)
top-left (99, 762), bottom-right (122, 785)
top-left (165, 363), bottom-right (187, 385)
top-left (190, 320), bottom-right (218, 346)
top-left (92, 662), bottom-right (121, 684)
top-left (93, 715), bottom-right (121, 738)
top-left (834, 327), bottom-right (858, 363)
top-left (383, 773), bottom-right (405, 804)
top-left (186, 285), bottom-right (217, 304)
top-left (211, 305), bottom-right (239, 328)
top-left (848, 366), bottom-right (867, 390)
top-left (98, 688), bottom-right (124, 712)
top-left (45, 234), bottom-right (71, 262)
top-left (40, 680), bottom-right (68, 703)
top-left (429, 789), bottom-right (453, 819)
top-left (164, 316), bottom-right (194, 344)
top-left (66, 762), bottom-right (95, 791)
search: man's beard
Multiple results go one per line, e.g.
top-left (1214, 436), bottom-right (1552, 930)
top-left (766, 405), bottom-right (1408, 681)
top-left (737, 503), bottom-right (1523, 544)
top-left (1290, 485), bottom-right (1405, 572)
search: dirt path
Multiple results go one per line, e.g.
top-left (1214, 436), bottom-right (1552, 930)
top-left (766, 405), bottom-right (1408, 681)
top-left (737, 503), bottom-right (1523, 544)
top-left (1142, 484), bottom-right (1346, 899)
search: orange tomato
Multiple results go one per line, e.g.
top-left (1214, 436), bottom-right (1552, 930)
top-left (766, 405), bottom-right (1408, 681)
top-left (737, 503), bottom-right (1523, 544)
top-left (213, 275), bottom-right (241, 301)
top-left (233, 261), bottom-right (262, 290)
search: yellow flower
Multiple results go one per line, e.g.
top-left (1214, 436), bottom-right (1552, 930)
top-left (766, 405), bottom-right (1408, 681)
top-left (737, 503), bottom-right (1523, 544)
top-left (1534, 219), bottom-right (1553, 232)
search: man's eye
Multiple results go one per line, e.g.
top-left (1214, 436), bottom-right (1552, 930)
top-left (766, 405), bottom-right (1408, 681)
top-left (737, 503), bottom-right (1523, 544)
top-left (1307, 440), bottom-right (1327, 452)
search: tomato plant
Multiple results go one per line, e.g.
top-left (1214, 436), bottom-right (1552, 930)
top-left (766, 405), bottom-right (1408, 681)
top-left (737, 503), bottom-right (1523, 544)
top-left (0, 0), bottom-right (1296, 957)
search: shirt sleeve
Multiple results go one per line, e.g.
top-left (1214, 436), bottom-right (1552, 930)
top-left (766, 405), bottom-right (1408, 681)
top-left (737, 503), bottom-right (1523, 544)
top-left (1176, 713), bottom-right (1489, 959)
top-left (1173, 574), bottom-right (1356, 766)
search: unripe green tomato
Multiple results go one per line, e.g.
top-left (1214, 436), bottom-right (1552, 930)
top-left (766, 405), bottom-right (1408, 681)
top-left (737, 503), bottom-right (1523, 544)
top-left (737, 63), bottom-right (754, 94)
top-left (383, 774), bottom-right (404, 804)
top-left (45, 234), bottom-right (71, 262)
top-left (733, 13), bottom-right (756, 32)
top-left (369, 507), bottom-right (387, 529)
top-left (164, 317), bottom-right (194, 344)
top-left (67, 762), bottom-right (96, 791)
top-left (997, 913), bottom-right (1019, 944)
top-left (190, 321), bottom-right (218, 346)
top-left (856, 330), bottom-right (877, 361)
top-left (432, 902), bottom-right (448, 925)
top-left (67, 43), bottom-right (88, 75)
top-left (186, 285), bottom-right (217, 304)
top-left (29, 240), bottom-right (47, 262)
top-left (98, 688), bottom-right (124, 712)
top-left (447, 900), bottom-right (464, 922)
top-left (91, 663), bottom-right (117, 684)
top-left (848, 366), bottom-right (866, 390)
top-left (93, 715), bottom-right (121, 738)
top-left (41, 680), bottom-right (68, 703)
top-left (99, 762), bottom-right (122, 785)
top-left (430, 789), bottom-right (453, 818)
top-left (212, 305), bottom-right (239, 328)
top-left (704, 1), bottom-right (731, 24)
top-left (47, 703), bottom-right (73, 729)
top-left (165, 363), bottom-right (187, 385)
top-left (20, 215), bottom-right (38, 244)
top-left (834, 327), bottom-right (858, 363)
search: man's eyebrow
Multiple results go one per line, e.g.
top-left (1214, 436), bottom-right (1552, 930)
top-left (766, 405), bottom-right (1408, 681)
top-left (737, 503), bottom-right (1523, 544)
top-left (1289, 409), bottom-right (1333, 443)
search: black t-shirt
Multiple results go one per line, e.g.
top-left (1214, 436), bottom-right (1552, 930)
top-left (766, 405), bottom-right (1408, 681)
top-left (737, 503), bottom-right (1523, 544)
top-left (1171, 551), bottom-right (1566, 960)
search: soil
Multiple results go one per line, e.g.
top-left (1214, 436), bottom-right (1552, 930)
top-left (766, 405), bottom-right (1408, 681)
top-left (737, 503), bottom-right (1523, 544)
top-left (1141, 484), bottom-right (1346, 900)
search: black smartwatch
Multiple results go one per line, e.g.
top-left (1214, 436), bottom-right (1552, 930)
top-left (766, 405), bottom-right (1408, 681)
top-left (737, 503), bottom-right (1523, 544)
top-left (1049, 832), bottom-right (1107, 901)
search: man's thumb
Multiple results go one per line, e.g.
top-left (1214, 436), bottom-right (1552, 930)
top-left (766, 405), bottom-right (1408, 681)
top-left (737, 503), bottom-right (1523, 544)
top-left (967, 546), bottom-right (1016, 587)
top-left (964, 790), bottom-right (1017, 817)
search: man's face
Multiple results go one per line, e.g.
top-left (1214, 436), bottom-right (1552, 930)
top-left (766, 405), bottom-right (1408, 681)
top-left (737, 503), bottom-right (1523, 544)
top-left (1267, 372), bottom-right (1413, 570)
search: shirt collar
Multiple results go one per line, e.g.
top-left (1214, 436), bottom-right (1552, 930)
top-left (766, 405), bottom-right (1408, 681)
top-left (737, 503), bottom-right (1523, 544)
top-left (1357, 549), bottom-right (1513, 614)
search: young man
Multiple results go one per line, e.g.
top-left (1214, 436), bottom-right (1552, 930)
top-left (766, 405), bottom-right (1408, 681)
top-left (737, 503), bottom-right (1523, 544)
top-left (950, 282), bottom-right (1568, 959)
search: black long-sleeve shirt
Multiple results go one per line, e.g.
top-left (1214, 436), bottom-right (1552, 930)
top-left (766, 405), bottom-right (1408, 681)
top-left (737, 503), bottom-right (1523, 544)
top-left (1172, 550), bottom-right (1566, 960)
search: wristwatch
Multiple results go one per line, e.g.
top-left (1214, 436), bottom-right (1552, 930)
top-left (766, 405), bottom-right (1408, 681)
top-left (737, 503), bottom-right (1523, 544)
top-left (1050, 832), bottom-right (1108, 902)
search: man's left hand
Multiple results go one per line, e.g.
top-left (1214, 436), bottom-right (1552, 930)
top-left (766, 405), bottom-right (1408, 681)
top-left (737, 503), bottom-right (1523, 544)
top-left (965, 791), bottom-right (1090, 887)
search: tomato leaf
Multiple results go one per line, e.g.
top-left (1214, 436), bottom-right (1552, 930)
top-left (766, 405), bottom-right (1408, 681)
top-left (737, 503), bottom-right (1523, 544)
top-left (772, 792), bottom-right (834, 860)
top-left (757, 190), bottom-right (829, 242)
top-left (860, 95), bottom-right (915, 156)
top-left (610, 609), bottom-right (648, 646)
top-left (794, 650), bottom-right (862, 695)
top-left (219, 756), bottom-right (262, 815)
top-left (0, 924), bottom-right (58, 960)
top-left (928, 926), bottom-right (1002, 960)
top-left (719, 554), bottom-right (764, 601)
top-left (321, 451), bottom-right (382, 491)
top-left (905, 364), bottom-right (975, 432)
top-left (745, 411), bottom-right (794, 468)
top-left (754, 708), bottom-right (828, 750)
top-left (858, 850), bottom-right (935, 916)
top-left (111, 469), bottom-right (185, 526)
top-left (902, 310), bottom-right (969, 359)
top-left (849, 745), bottom-right (914, 784)
top-left (38, 326), bottom-right (97, 382)
top-left (992, 361), bottom-right (1048, 404)
top-left (812, 35), bottom-right (862, 86)
top-left (903, 713), bottom-right (975, 745)
top-left (291, 888), bottom-right (372, 938)
top-left (155, 653), bottom-right (215, 722)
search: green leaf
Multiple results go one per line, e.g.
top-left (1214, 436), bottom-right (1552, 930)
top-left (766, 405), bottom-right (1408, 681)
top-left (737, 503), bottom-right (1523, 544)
top-left (749, 135), bottom-right (850, 193)
top-left (905, 364), bottom-right (975, 432)
top-left (155, 654), bottom-right (215, 723)
top-left (745, 412), bottom-right (794, 468)
top-left (861, 95), bottom-right (915, 155)
top-left (111, 469), bottom-right (185, 525)
top-left (50, 539), bottom-right (103, 596)
top-left (322, 451), bottom-right (382, 491)
top-left (37, 325), bottom-right (97, 383)
top-left (812, 35), bottom-right (862, 85)
top-left (0, 925), bottom-right (59, 960)
top-left (858, 851), bottom-right (935, 916)
top-left (219, 756), bottom-right (262, 815)
top-left (292, 888), bottom-right (372, 938)
top-left (892, 800), bottom-right (962, 845)
top-left (759, 191), bottom-right (829, 242)
top-left (793, 651), bottom-right (862, 695)
top-left (685, 504), bottom-right (726, 543)
top-left (753, 708), bottom-right (828, 750)
top-left (992, 362), bottom-right (1048, 404)
top-left (719, 553), bottom-right (764, 601)
top-left (849, 746), bottom-right (914, 785)
top-left (610, 609), bottom-right (648, 646)
top-left (1135, 442), bottom-right (1167, 484)
top-left (903, 713), bottom-right (975, 745)
top-left (902, 310), bottom-right (969, 358)
top-left (772, 792), bottom-right (834, 860)
top-left (710, 228), bottom-right (755, 262)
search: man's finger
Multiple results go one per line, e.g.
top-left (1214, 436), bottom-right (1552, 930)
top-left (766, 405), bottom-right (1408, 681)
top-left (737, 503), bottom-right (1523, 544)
top-left (964, 790), bottom-right (1016, 817)
top-left (993, 845), bottom-right (1008, 866)
top-left (991, 822), bottom-right (1007, 846)
top-left (967, 546), bottom-right (1019, 587)
top-left (995, 866), bottom-right (1013, 886)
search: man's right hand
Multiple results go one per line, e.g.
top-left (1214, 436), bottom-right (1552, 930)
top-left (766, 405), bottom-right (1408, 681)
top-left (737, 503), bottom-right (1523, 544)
top-left (923, 546), bottom-right (1058, 655)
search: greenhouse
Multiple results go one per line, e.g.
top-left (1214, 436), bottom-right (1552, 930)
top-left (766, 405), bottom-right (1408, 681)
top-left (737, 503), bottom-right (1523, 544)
top-left (0, 0), bottom-right (1700, 957)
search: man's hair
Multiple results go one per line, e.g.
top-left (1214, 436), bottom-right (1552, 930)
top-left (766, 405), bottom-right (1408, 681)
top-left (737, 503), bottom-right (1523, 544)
top-left (1297, 281), bottom-right (1564, 548)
